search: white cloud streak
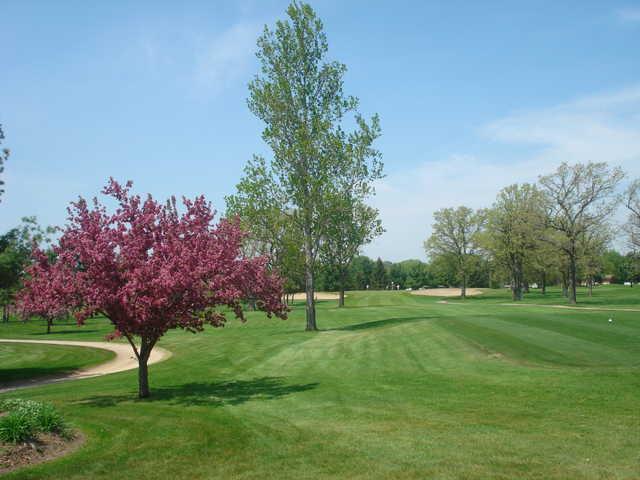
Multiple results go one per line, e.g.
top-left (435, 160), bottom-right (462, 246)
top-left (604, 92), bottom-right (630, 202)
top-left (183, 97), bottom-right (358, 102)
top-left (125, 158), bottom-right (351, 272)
top-left (615, 7), bottom-right (640, 22)
top-left (193, 22), bottom-right (261, 93)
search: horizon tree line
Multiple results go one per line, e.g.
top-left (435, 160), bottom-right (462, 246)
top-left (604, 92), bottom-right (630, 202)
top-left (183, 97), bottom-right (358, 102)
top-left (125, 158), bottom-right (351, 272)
top-left (425, 161), bottom-right (635, 304)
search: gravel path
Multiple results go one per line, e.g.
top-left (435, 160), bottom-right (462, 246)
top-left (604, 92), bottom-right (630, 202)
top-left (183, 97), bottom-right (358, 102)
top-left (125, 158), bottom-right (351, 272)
top-left (0, 339), bottom-right (171, 393)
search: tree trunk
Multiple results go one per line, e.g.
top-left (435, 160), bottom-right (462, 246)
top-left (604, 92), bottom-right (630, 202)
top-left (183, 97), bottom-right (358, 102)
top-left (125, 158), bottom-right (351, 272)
top-left (461, 271), bottom-right (467, 299)
top-left (125, 334), bottom-right (156, 399)
top-left (46, 319), bottom-right (51, 334)
top-left (2, 304), bottom-right (8, 323)
top-left (304, 232), bottom-right (317, 331)
top-left (541, 271), bottom-right (546, 294)
top-left (138, 357), bottom-right (150, 399)
top-left (512, 262), bottom-right (523, 301)
top-left (561, 270), bottom-right (568, 298)
top-left (588, 277), bottom-right (593, 297)
top-left (568, 254), bottom-right (577, 305)
top-left (137, 338), bottom-right (156, 399)
top-left (338, 269), bottom-right (346, 308)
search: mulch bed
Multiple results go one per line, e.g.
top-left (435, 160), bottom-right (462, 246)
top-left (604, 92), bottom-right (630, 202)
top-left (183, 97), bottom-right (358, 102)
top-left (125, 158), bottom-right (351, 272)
top-left (0, 431), bottom-right (84, 474)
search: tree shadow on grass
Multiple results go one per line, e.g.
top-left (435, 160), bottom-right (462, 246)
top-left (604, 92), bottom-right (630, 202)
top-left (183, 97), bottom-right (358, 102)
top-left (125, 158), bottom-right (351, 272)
top-left (75, 376), bottom-right (319, 408)
top-left (331, 316), bottom-right (435, 332)
top-left (0, 367), bottom-right (83, 386)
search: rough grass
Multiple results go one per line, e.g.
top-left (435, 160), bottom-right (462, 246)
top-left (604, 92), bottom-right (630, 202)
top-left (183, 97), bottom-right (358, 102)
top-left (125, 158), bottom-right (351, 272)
top-left (0, 285), bottom-right (638, 479)
top-left (0, 343), bottom-right (114, 384)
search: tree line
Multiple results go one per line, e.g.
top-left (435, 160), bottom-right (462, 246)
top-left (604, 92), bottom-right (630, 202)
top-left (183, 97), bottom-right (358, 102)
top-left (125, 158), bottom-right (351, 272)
top-left (425, 162), bottom-right (639, 304)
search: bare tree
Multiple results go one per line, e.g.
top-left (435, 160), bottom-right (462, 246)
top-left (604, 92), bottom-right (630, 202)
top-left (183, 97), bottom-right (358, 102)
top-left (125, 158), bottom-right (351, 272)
top-left (539, 162), bottom-right (624, 304)
top-left (625, 179), bottom-right (640, 250)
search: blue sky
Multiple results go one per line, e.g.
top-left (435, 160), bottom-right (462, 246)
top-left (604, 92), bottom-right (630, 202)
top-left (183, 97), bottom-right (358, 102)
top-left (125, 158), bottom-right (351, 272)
top-left (2, 0), bottom-right (640, 260)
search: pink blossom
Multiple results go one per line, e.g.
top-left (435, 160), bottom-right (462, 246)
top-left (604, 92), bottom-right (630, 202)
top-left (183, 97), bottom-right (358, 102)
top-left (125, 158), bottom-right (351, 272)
top-left (18, 179), bottom-right (287, 397)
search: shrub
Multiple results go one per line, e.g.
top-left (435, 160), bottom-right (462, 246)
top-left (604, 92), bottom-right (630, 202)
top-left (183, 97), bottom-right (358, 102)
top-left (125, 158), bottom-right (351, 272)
top-left (0, 411), bottom-right (34, 443)
top-left (0, 398), bottom-right (71, 442)
top-left (35, 403), bottom-right (71, 438)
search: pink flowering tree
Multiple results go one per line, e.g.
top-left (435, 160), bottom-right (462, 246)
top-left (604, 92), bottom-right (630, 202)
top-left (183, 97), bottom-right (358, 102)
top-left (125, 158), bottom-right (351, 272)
top-left (16, 249), bottom-right (71, 334)
top-left (18, 179), bottom-right (287, 398)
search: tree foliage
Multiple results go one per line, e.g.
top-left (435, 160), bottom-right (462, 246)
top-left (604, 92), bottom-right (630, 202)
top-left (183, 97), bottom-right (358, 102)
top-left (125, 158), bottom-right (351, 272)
top-left (319, 195), bottom-right (383, 305)
top-left (539, 162), bottom-right (624, 304)
top-left (625, 179), bottom-right (640, 250)
top-left (424, 207), bottom-right (484, 298)
top-left (0, 218), bottom-right (51, 323)
top-left (18, 179), bottom-right (287, 398)
top-left (225, 169), bottom-right (304, 299)
top-left (237, 1), bottom-right (383, 330)
top-left (371, 257), bottom-right (388, 289)
top-left (483, 184), bottom-right (546, 300)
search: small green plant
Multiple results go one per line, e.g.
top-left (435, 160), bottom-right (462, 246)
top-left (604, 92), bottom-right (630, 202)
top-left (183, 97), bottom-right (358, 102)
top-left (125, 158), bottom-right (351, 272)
top-left (0, 411), bottom-right (34, 443)
top-left (35, 403), bottom-right (71, 438)
top-left (0, 398), bottom-right (71, 443)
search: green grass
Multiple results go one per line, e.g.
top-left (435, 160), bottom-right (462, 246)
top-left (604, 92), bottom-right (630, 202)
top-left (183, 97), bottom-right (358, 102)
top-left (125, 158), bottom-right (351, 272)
top-left (0, 285), bottom-right (638, 479)
top-left (0, 343), bottom-right (114, 384)
top-left (463, 283), bottom-right (640, 308)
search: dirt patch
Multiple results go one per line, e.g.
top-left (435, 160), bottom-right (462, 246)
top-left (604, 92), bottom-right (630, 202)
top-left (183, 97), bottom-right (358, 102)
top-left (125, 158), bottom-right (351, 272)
top-left (411, 288), bottom-right (484, 297)
top-left (0, 431), bottom-right (84, 474)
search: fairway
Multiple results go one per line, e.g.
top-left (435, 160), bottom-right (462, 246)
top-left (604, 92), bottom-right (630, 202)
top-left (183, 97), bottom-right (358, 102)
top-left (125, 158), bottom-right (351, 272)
top-left (0, 286), bottom-right (638, 479)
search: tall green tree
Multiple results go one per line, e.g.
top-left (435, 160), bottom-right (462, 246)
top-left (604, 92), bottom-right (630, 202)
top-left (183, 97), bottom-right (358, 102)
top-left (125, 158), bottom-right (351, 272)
top-left (578, 228), bottom-right (610, 296)
top-left (0, 217), bottom-right (51, 323)
top-left (399, 259), bottom-right (429, 289)
top-left (0, 124), bottom-right (10, 201)
top-left (483, 184), bottom-right (546, 301)
top-left (539, 162), bottom-right (624, 304)
top-left (424, 207), bottom-right (484, 298)
top-left (371, 257), bottom-right (388, 289)
top-left (350, 256), bottom-right (374, 290)
top-left (225, 167), bottom-right (304, 304)
top-left (239, 1), bottom-right (383, 330)
top-left (529, 239), bottom-right (560, 294)
top-left (319, 196), bottom-right (382, 306)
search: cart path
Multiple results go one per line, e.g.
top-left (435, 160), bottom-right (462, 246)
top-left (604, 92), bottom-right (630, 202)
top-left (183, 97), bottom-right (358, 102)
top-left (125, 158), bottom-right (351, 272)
top-left (0, 339), bottom-right (172, 393)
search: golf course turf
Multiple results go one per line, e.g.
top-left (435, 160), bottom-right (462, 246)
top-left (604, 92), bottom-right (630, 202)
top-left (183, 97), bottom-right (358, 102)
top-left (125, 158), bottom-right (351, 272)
top-left (0, 343), bottom-right (114, 385)
top-left (0, 286), bottom-right (638, 479)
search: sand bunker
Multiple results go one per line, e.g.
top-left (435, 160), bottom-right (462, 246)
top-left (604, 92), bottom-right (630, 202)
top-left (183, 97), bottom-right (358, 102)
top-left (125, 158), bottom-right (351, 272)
top-left (410, 288), bottom-right (484, 297)
top-left (292, 292), bottom-right (342, 301)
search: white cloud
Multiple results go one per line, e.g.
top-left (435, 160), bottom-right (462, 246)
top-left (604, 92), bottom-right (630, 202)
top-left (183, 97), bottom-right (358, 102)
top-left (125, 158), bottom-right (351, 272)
top-left (364, 85), bottom-right (640, 261)
top-left (483, 85), bottom-right (640, 173)
top-left (193, 22), bottom-right (260, 93)
top-left (615, 7), bottom-right (640, 22)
